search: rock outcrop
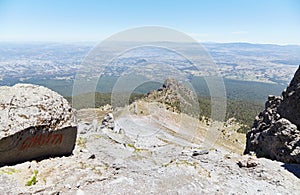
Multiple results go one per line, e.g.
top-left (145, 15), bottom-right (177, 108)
top-left (100, 113), bottom-right (115, 130)
top-left (0, 84), bottom-right (77, 166)
top-left (245, 66), bottom-right (300, 163)
top-left (145, 78), bottom-right (198, 115)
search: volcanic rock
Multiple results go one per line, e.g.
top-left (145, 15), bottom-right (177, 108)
top-left (245, 66), bottom-right (300, 163)
top-left (0, 84), bottom-right (77, 166)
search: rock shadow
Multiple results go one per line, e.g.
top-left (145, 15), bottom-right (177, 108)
top-left (282, 163), bottom-right (300, 179)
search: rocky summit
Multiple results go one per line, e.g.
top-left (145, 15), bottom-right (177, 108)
top-left (0, 84), bottom-right (77, 166)
top-left (0, 81), bottom-right (300, 194)
top-left (145, 78), bottom-right (198, 115)
top-left (245, 66), bottom-right (300, 163)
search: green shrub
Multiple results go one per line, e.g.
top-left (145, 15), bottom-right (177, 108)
top-left (26, 170), bottom-right (38, 186)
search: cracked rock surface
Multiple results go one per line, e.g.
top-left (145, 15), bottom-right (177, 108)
top-left (0, 84), bottom-right (77, 166)
top-left (0, 84), bottom-right (76, 139)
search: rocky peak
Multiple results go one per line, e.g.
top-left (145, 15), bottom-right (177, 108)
top-left (162, 78), bottom-right (182, 91)
top-left (245, 65), bottom-right (300, 163)
top-left (284, 65), bottom-right (300, 96)
top-left (278, 65), bottom-right (300, 128)
top-left (162, 78), bottom-right (195, 97)
top-left (145, 78), bottom-right (198, 114)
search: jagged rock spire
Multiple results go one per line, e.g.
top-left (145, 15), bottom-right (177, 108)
top-left (245, 65), bottom-right (300, 163)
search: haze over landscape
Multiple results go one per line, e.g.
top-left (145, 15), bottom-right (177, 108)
top-left (0, 0), bottom-right (300, 194)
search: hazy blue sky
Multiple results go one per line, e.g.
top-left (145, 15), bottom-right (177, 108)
top-left (0, 0), bottom-right (299, 44)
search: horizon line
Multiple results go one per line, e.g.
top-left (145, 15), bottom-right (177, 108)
top-left (0, 40), bottom-right (299, 47)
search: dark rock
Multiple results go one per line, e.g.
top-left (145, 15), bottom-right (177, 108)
top-left (0, 84), bottom-right (77, 166)
top-left (100, 113), bottom-right (115, 131)
top-left (192, 150), bottom-right (209, 156)
top-left (278, 67), bottom-right (300, 128)
top-left (245, 66), bottom-right (300, 163)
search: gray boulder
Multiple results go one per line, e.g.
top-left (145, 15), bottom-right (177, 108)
top-left (245, 66), bottom-right (300, 163)
top-left (0, 84), bottom-right (77, 166)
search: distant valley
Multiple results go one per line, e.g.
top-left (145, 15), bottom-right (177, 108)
top-left (0, 42), bottom-right (297, 102)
